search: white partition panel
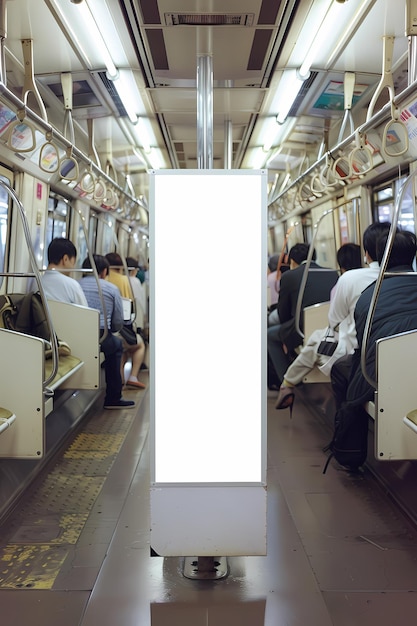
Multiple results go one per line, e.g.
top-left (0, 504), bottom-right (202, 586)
top-left (375, 330), bottom-right (417, 460)
top-left (47, 301), bottom-right (100, 390)
top-left (150, 170), bottom-right (267, 556)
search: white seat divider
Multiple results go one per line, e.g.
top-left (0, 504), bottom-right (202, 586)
top-left (0, 329), bottom-right (45, 458)
top-left (375, 329), bottom-right (417, 461)
top-left (0, 301), bottom-right (100, 458)
top-left (47, 300), bottom-right (100, 390)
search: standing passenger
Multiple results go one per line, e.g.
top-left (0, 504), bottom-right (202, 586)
top-left (41, 237), bottom-right (88, 306)
top-left (79, 255), bottom-right (135, 410)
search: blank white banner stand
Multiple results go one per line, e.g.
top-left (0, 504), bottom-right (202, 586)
top-left (150, 170), bottom-right (267, 578)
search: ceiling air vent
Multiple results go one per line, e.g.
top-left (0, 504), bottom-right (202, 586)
top-left (165, 13), bottom-right (254, 27)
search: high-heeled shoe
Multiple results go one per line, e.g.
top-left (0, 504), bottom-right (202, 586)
top-left (275, 386), bottom-right (295, 418)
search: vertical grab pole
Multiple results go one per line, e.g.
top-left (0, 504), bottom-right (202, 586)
top-left (197, 25), bottom-right (213, 170)
top-left (294, 206), bottom-right (337, 339)
top-left (0, 0), bottom-right (8, 85)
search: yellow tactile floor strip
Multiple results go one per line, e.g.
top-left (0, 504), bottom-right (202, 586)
top-left (0, 410), bottom-right (135, 589)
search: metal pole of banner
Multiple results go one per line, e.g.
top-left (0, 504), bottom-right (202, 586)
top-left (196, 55), bottom-right (213, 169)
top-left (184, 24), bottom-right (228, 582)
top-left (197, 25), bottom-right (213, 169)
top-left (224, 119), bottom-right (233, 169)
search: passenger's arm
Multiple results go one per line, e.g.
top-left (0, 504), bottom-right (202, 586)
top-left (277, 271), bottom-right (293, 324)
top-left (74, 284), bottom-right (89, 307)
top-left (111, 292), bottom-right (124, 332)
top-left (328, 274), bottom-right (351, 329)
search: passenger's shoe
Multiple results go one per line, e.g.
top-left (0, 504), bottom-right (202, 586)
top-left (275, 386), bottom-right (295, 418)
top-left (126, 379), bottom-right (146, 389)
top-left (103, 399), bottom-right (136, 410)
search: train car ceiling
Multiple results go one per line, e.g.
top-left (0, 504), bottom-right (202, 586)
top-left (0, 0), bottom-right (411, 211)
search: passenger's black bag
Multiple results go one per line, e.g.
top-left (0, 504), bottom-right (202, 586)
top-left (323, 403), bottom-right (369, 473)
top-left (317, 326), bottom-right (338, 357)
top-left (119, 323), bottom-right (137, 346)
top-left (0, 292), bottom-right (50, 340)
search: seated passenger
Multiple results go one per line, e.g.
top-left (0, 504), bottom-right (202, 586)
top-left (276, 223), bottom-right (392, 413)
top-left (267, 243), bottom-right (339, 389)
top-left (275, 242), bottom-right (362, 412)
top-left (105, 252), bottom-right (132, 298)
top-left (40, 237), bottom-right (88, 306)
top-left (344, 229), bottom-right (417, 409)
top-left (325, 229), bottom-right (417, 471)
top-left (267, 252), bottom-right (290, 328)
top-left (267, 253), bottom-right (280, 307)
top-left (126, 256), bottom-right (147, 331)
top-left (105, 252), bottom-right (146, 389)
top-left (330, 222), bottom-right (391, 409)
top-left (79, 255), bottom-right (135, 410)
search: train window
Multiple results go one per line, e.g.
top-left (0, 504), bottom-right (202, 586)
top-left (88, 212), bottom-right (99, 252)
top-left (44, 195), bottom-right (69, 267)
top-left (373, 175), bottom-right (415, 231)
top-left (100, 214), bottom-right (116, 253)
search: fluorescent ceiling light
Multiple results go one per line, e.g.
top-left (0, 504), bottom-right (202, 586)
top-left (50, 0), bottom-right (165, 167)
top-left (248, 147), bottom-right (268, 169)
top-left (290, 0), bottom-right (333, 69)
top-left (147, 147), bottom-right (165, 170)
top-left (52, 0), bottom-right (138, 123)
top-left (76, 1), bottom-right (117, 78)
top-left (299, 1), bottom-right (345, 77)
top-left (262, 0), bottom-right (362, 144)
top-left (261, 118), bottom-right (282, 153)
top-left (113, 70), bottom-right (139, 125)
top-left (263, 117), bottom-right (297, 153)
top-left (276, 70), bottom-right (304, 124)
top-left (135, 117), bottom-right (152, 153)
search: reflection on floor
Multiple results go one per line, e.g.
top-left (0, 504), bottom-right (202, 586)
top-left (2, 384), bottom-right (417, 625)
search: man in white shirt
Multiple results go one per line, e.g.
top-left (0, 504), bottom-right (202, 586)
top-left (41, 238), bottom-right (88, 306)
top-left (329, 221), bottom-right (392, 409)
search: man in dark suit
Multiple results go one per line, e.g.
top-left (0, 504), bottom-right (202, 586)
top-left (267, 243), bottom-right (339, 385)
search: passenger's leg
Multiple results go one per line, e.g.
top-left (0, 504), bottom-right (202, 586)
top-left (125, 336), bottom-right (146, 389)
top-left (101, 333), bottom-right (124, 404)
top-left (120, 351), bottom-right (128, 384)
top-left (267, 353), bottom-right (281, 390)
top-left (267, 325), bottom-right (291, 385)
top-left (284, 328), bottom-right (324, 386)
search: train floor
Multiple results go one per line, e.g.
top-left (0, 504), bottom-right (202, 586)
top-left (1, 381), bottom-right (417, 625)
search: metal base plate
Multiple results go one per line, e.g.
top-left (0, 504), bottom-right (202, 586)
top-left (183, 556), bottom-right (229, 580)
